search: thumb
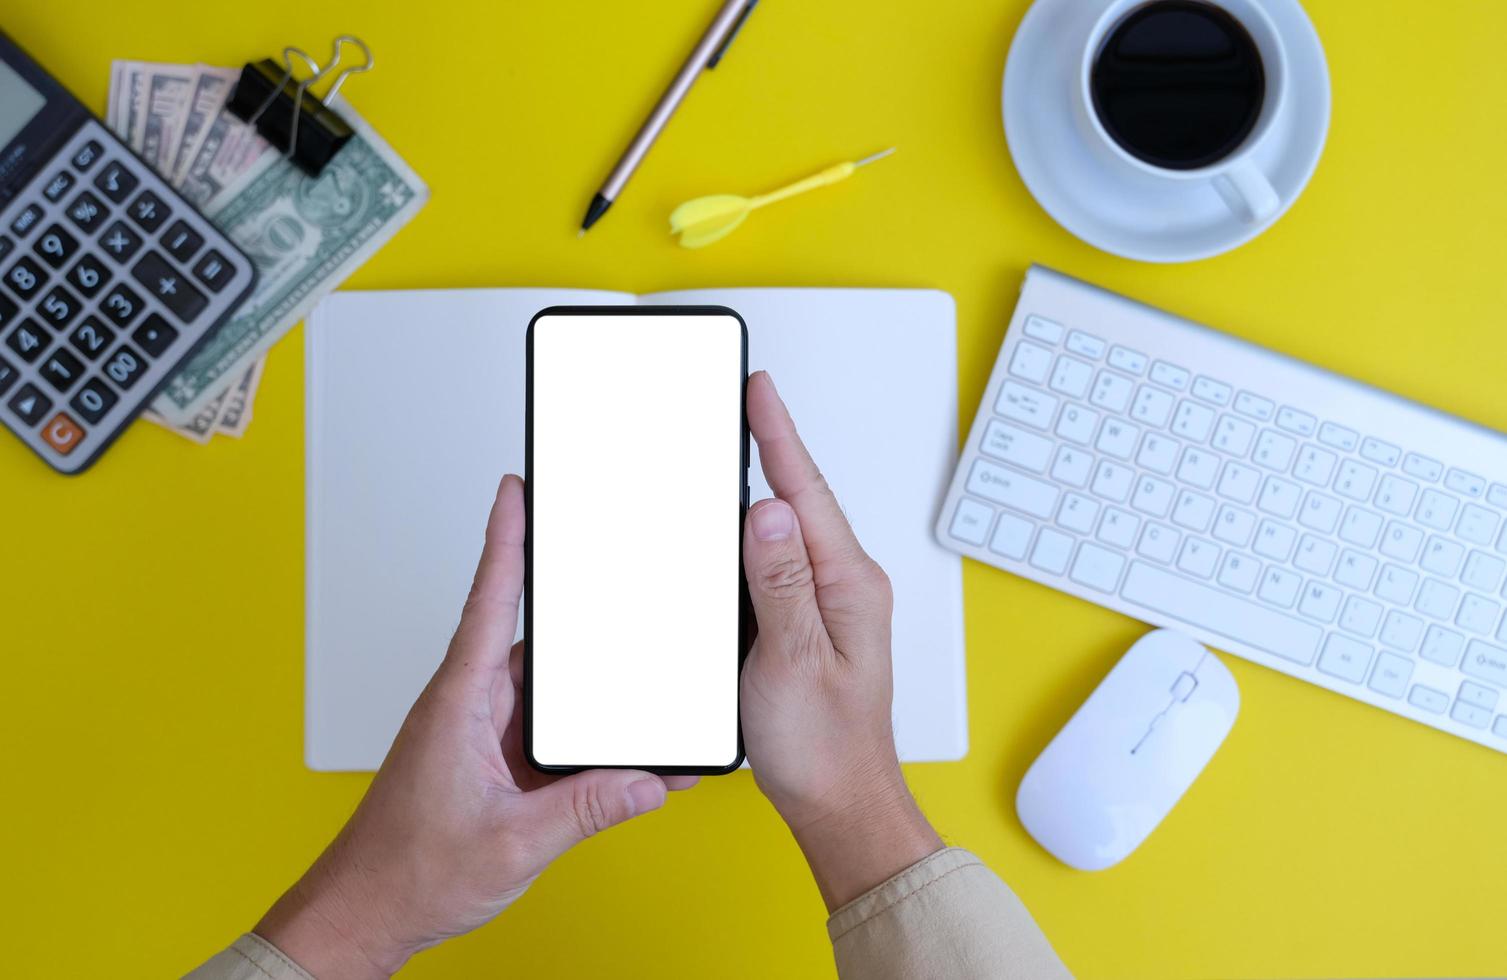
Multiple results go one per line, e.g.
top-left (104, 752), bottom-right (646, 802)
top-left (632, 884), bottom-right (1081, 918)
top-left (514, 770), bottom-right (668, 861)
top-left (743, 499), bottom-right (827, 659)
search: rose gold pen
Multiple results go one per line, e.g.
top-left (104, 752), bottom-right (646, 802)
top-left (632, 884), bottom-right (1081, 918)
top-left (579, 0), bottom-right (760, 235)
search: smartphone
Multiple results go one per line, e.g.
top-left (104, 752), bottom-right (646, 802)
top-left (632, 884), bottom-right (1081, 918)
top-left (525, 306), bottom-right (750, 775)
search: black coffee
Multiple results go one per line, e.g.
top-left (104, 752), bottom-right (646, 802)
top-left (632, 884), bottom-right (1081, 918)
top-left (1090, 1), bottom-right (1265, 170)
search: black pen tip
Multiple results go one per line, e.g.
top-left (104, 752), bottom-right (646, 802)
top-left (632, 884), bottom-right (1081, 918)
top-left (580, 194), bottom-right (612, 233)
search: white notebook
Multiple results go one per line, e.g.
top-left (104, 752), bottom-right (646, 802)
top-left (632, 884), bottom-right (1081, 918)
top-left (305, 287), bottom-right (967, 770)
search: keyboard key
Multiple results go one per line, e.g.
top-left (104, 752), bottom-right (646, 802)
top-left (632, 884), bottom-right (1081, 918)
top-left (1416, 489), bottom-right (1457, 531)
top-left (1379, 521), bottom-right (1423, 562)
top-left (42, 170), bottom-right (74, 201)
top-left (160, 220), bottom-right (205, 262)
top-left (1339, 507), bottom-right (1383, 548)
top-left (1421, 536), bottom-right (1464, 577)
top-left (38, 411), bottom-right (83, 454)
top-left (1489, 484), bottom-right (1507, 509)
top-left (989, 512), bottom-right (1034, 559)
top-left (39, 348), bottom-right (83, 392)
top-left (1318, 422), bottom-right (1358, 451)
top-left (1451, 700), bottom-right (1491, 728)
top-left (1459, 680), bottom-right (1500, 711)
top-left (1403, 453), bottom-right (1443, 481)
top-left (33, 224), bottom-right (78, 269)
top-left (193, 250), bottom-right (236, 292)
top-left (948, 497), bottom-right (993, 546)
top-left (131, 313), bottom-right (180, 358)
top-left (4, 319), bottom-right (48, 362)
top-left (1095, 419), bottom-right (1140, 460)
top-left (1054, 404), bottom-right (1098, 445)
top-left (1217, 462), bottom-right (1261, 504)
top-left (1339, 595), bottom-right (1383, 637)
top-left (1275, 407), bottom-right (1316, 436)
top-left (1108, 346), bottom-right (1147, 374)
top-left (1129, 385), bottom-right (1175, 427)
top-left (1334, 459), bottom-right (1378, 501)
top-left (130, 251), bottom-right (208, 323)
top-left (1137, 523), bottom-right (1180, 564)
top-left (1256, 476), bottom-right (1301, 519)
top-left (1445, 468), bottom-right (1486, 497)
top-left (1461, 551), bottom-right (1505, 593)
top-left (1233, 391), bottom-right (1274, 421)
top-left (71, 140), bottom-right (104, 171)
top-left (1298, 492), bottom-right (1342, 534)
top-left (1171, 490), bottom-right (1216, 532)
top-left (1420, 625), bottom-right (1464, 667)
top-left (1317, 634), bottom-right (1372, 683)
top-left (0, 291), bottom-right (16, 331)
top-left (100, 344), bottom-right (146, 390)
top-left (1091, 460), bottom-right (1133, 503)
top-left (1136, 433), bottom-right (1180, 475)
top-left (1415, 579), bottom-right (1460, 621)
top-left (1379, 610), bottom-right (1423, 652)
top-left (1212, 505), bottom-right (1257, 548)
top-left (64, 191), bottom-right (106, 233)
top-left (1374, 474), bottom-right (1419, 515)
top-left (1066, 330), bottom-right (1105, 359)
top-left (1048, 355), bottom-right (1094, 398)
top-left (1375, 564), bottom-right (1419, 605)
top-left (1021, 315), bottom-right (1063, 343)
top-left (965, 458), bottom-right (1059, 518)
top-left (0, 354), bottom-right (16, 397)
top-left (1298, 581), bottom-right (1342, 623)
top-left (1050, 445), bottom-right (1092, 487)
top-left (1251, 429), bottom-right (1296, 470)
top-left (1150, 361), bottom-right (1189, 390)
top-left (1069, 543), bottom-right (1125, 593)
top-left (68, 317), bottom-right (114, 361)
top-left (69, 377), bottom-right (117, 424)
top-left (1211, 414), bottom-right (1256, 456)
top-left (1131, 476), bottom-right (1175, 518)
top-left (100, 221), bottom-right (143, 263)
top-left (7, 382), bottom-right (51, 425)
top-left (66, 254), bottom-right (110, 298)
top-left (1456, 504), bottom-right (1498, 546)
top-left (1089, 370), bottom-right (1134, 413)
top-left (1253, 520), bottom-right (1297, 562)
top-left (93, 160), bottom-right (138, 202)
top-left (1096, 508), bottom-right (1139, 549)
top-left (127, 190), bottom-right (170, 233)
top-left (1121, 561), bottom-right (1322, 664)
top-left (37, 286), bottom-right (81, 330)
top-left (1216, 551), bottom-right (1260, 593)
top-left (1258, 566), bottom-right (1300, 608)
top-left (1457, 594), bottom-right (1500, 636)
top-left (1008, 340), bottom-right (1053, 383)
top-left (1057, 492), bottom-right (1099, 534)
top-left (1334, 550), bottom-right (1377, 590)
top-left (1368, 651), bottom-right (1413, 698)
top-left (5, 255), bottom-right (47, 299)
top-left (1360, 437), bottom-right (1400, 467)
top-left (10, 203), bottom-right (43, 237)
top-left (1029, 527), bottom-right (1074, 575)
top-left (101, 283), bottom-right (144, 328)
top-left (1178, 448), bottom-right (1220, 490)
top-left (1176, 537), bottom-right (1219, 579)
top-left (1408, 685), bottom-right (1449, 714)
top-left (981, 419), bottom-right (1053, 472)
top-left (1171, 400), bottom-right (1215, 442)
top-left (1191, 376), bottom-right (1231, 405)
top-left (995, 381), bottom-right (1058, 430)
top-left (1294, 534), bottom-right (1337, 576)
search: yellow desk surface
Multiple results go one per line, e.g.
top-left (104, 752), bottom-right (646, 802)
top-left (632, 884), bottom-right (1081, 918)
top-left (4, 1), bottom-right (1505, 976)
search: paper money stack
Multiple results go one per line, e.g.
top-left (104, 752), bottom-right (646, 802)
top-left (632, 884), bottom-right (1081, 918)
top-left (106, 61), bottom-right (428, 443)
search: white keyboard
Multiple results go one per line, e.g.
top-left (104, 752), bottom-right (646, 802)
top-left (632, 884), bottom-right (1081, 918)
top-left (937, 266), bottom-right (1507, 754)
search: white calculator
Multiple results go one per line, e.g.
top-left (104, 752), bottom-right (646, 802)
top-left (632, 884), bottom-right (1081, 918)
top-left (0, 30), bottom-right (255, 473)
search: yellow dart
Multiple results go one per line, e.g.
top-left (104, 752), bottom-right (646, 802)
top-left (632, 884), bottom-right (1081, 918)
top-left (669, 147), bottom-right (895, 248)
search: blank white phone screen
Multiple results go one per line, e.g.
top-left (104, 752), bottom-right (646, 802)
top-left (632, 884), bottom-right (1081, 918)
top-left (530, 312), bottom-right (744, 769)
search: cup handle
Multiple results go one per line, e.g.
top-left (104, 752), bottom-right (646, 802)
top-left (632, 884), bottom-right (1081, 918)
top-left (1213, 161), bottom-right (1280, 224)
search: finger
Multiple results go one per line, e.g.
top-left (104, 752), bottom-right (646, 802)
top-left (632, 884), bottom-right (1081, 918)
top-left (662, 775), bottom-right (700, 792)
top-left (446, 475), bottom-right (526, 675)
top-left (742, 497), bottom-right (829, 664)
top-left (514, 770), bottom-right (668, 862)
top-left (746, 372), bottom-right (872, 581)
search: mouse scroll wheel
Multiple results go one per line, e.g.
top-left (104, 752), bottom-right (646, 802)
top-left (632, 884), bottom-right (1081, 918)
top-left (1170, 671), bottom-right (1198, 702)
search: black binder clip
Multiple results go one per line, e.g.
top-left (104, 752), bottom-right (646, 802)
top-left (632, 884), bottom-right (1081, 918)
top-left (226, 36), bottom-right (374, 177)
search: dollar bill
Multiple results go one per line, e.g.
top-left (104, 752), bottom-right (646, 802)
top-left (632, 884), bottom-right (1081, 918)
top-left (131, 63), bottom-right (197, 174)
top-left (215, 356), bottom-right (266, 437)
top-left (150, 98), bottom-right (428, 424)
top-left (170, 66), bottom-right (240, 185)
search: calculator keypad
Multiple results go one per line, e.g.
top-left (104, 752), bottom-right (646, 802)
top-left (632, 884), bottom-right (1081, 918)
top-left (0, 119), bottom-right (257, 473)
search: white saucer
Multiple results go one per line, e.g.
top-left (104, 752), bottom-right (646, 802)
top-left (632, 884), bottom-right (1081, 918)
top-left (1003, 0), bottom-right (1330, 263)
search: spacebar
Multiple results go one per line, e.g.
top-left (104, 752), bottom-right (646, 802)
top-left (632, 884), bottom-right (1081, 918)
top-left (1120, 562), bottom-right (1322, 665)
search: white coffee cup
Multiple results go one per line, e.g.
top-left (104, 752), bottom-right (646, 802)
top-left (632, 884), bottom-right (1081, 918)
top-left (1076, 0), bottom-right (1289, 224)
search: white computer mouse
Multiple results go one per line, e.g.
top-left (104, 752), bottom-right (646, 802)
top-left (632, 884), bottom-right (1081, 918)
top-left (1016, 628), bottom-right (1239, 871)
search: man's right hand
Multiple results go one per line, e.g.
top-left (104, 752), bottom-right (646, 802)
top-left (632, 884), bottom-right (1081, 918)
top-left (739, 371), bottom-right (943, 911)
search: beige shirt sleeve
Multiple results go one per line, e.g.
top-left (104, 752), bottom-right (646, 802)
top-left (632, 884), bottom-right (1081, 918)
top-left (185, 933), bottom-right (314, 980)
top-left (827, 846), bottom-right (1071, 980)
